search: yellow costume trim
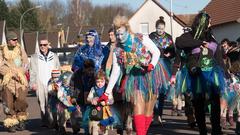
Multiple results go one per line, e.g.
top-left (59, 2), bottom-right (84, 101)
top-left (2, 70), bottom-right (13, 86)
top-left (3, 43), bottom-right (21, 61)
top-left (64, 109), bottom-right (71, 120)
top-left (1, 43), bottom-right (27, 87)
top-left (17, 113), bottom-right (29, 122)
top-left (3, 117), bottom-right (19, 128)
top-left (17, 71), bottom-right (28, 86)
top-left (102, 106), bottom-right (112, 119)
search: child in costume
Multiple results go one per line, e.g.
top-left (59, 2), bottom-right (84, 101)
top-left (87, 70), bottom-right (114, 135)
top-left (47, 69), bottom-right (61, 130)
top-left (57, 71), bottom-right (80, 135)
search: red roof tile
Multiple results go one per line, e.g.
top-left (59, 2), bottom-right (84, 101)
top-left (176, 14), bottom-right (197, 27)
top-left (204, 0), bottom-right (240, 26)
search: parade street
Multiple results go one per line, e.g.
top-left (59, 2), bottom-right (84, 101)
top-left (0, 92), bottom-right (236, 135)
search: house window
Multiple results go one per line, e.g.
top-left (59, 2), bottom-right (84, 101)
top-left (140, 23), bottom-right (149, 34)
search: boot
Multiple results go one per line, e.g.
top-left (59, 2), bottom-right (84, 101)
top-left (117, 128), bottom-right (124, 135)
top-left (3, 117), bottom-right (19, 133)
top-left (73, 128), bottom-right (80, 135)
top-left (133, 115), bottom-right (145, 135)
top-left (58, 126), bottom-right (67, 135)
top-left (188, 122), bottom-right (196, 129)
top-left (145, 115), bottom-right (153, 134)
top-left (236, 121), bottom-right (240, 135)
top-left (8, 125), bottom-right (16, 133)
top-left (199, 129), bottom-right (207, 135)
top-left (16, 121), bottom-right (26, 131)
top-left (187, 115), bottom-right (196, 129)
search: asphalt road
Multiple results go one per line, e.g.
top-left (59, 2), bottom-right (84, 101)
top-left (0, 92), bottom-right (236, 135)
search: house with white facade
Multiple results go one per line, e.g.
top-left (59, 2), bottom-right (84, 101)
top-left (204, 0), bottom-right (240, 42)
top-left (128, 0), bottom-right (186, 41)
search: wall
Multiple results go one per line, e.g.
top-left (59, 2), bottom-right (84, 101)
top-left (212, 22), bottom-right (240, 43)
top-left (128, 0), bottom-right (184, 42)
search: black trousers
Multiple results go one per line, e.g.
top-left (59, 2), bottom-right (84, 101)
top-left (154, 93), bottom-right (165, 117)
top-left (184, 93), bottom-right (195, 124)
top-left (193, 93), bottom-right (221, 135)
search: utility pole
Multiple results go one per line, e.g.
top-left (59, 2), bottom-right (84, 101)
top-left (170, 0), bottom-right (173, 37)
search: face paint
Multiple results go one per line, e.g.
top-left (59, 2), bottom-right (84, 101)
top-left (116, 26), bottom-right (129, 43)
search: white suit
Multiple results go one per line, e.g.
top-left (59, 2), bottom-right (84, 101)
top-left (29, 51), bottom-right (60, 125)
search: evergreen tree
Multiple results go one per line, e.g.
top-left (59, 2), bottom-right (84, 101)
top-left (7, 8), bottom-right (20, 30)
top-left (18, 0), bottom-right (40, 31)
top-left (0, 0), bottom-right (9, 21)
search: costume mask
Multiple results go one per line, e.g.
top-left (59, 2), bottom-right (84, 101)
top-left (117, 27), bottom-right (129, 43)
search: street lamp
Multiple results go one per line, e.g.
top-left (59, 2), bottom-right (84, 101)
top-left (19, 5), bottom-right (41, 35)
top-left (20, 5), bottom-right (42, 32)
top-left (20, 5), bottom-right (42, 47)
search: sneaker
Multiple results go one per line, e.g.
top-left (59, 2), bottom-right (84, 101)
top-left (236, 122), bottom-right (240, 134)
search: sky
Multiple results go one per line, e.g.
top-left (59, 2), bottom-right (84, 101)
top-left (5, 0), bottom-right (211, 15)
top-left (91, 0), bottom-right (211, 14)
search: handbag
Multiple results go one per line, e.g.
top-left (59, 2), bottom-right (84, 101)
top-left (89, 105), bottom-right (103, 121)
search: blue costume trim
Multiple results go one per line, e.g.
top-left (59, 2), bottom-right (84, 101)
top-left (72, 29), bottom-right (104, 72)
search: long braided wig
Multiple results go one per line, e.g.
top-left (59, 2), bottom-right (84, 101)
top-left (191, 12), bottom-right (215, 42)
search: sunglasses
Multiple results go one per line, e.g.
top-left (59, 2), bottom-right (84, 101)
top-left (40, 44), bottom-right (48, 47)
top-left (11, 39), bottom-right (18, 41)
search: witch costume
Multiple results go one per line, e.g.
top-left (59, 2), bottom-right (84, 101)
top-left (175, 12), bottom-right (225, 135)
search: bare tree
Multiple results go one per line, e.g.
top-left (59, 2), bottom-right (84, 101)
top-left (89, 3), bottom-right (133, 26)
top-left (38, 0), bottom-right (65, 31)
top-left (68, 0), bottom-right (93, 28)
